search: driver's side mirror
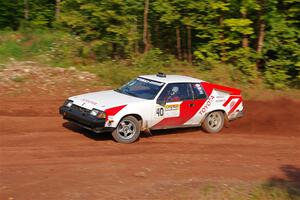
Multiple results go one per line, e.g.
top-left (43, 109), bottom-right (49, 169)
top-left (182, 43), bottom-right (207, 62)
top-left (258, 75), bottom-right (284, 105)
top-left (156, 98), bottom-right (166, 106)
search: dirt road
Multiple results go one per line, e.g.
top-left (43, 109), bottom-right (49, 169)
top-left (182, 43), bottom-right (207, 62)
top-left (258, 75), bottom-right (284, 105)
top-left (1, 95), bottom-right (300, 200)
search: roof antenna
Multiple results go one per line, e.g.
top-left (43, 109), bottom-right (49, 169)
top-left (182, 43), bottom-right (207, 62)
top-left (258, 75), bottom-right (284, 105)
top-left (157, 72), bottom-right (166, 78)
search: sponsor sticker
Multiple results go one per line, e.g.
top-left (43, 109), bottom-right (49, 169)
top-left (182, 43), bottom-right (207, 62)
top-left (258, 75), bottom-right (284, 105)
top-left (137, 77), bottom-right (164, 86)
top-left (82, 98), bottom-right (97, 105)
top-left (164, 103), bottom-right (180, 117)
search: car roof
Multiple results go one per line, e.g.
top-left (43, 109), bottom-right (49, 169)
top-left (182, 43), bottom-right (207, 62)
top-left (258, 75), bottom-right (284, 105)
top-left (139, 74), bottom-right (203, 84)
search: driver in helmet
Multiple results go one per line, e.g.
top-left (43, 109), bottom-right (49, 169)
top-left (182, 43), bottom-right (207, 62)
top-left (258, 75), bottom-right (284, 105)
top-left (166, 86), bottom-right (180, 102)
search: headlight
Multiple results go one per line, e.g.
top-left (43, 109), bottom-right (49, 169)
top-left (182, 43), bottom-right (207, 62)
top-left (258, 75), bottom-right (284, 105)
top-left (64, 100), bottom-right (73, 108)
top-left (90, 109), bottom-right (106, 119)
top-left (90, 109), bottom-right (99, 116)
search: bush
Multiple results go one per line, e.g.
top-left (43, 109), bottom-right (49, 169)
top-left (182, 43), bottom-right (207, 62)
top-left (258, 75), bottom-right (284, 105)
top-left (227, 48), bottom-right (258, 84)
top-left (0, 41), bottom-right (23, 62)
top-left (265, 67), bottom-right (289, 89)
top-left (132, 48), bottom-right (174, 73)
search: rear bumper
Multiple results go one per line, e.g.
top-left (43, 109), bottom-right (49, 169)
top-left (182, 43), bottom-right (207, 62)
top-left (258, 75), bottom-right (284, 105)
top-left (236, 110), bottom-right (244, 118)
top-left (228, 110), bottom-right (244, 121)
top-left (59, 106), bottom-right (113, 133)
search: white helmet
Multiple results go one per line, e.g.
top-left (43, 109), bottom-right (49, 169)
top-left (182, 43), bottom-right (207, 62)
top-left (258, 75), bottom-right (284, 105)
top-left (170, 86), bottom-right (179, 96)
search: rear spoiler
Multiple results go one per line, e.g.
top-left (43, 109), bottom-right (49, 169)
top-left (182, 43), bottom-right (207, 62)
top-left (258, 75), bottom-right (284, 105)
top-left (201, 82), bottom-right (241, 96)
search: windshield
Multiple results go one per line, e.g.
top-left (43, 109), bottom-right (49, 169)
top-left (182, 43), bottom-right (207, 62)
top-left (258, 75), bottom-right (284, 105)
top-left (115, 77), bottom-right (164, 100)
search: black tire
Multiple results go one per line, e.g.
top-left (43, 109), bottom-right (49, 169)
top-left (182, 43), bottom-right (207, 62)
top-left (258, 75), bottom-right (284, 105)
top-left (202, 111), bottom-right (224, 133)
top-left (112, 116), bottom-right (141, 143)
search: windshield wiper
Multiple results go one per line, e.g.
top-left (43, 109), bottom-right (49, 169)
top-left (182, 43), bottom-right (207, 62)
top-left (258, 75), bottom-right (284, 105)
top-left (126, 91), bottom-right (138, 97)
top-left (115, 88), bottom-right (140, 98)
top-left (115, 88), bottom-right (134, 96)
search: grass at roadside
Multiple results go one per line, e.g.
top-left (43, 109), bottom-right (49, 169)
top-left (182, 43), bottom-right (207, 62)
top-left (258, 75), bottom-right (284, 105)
top-left (200, 184), bottom-right (300, 200)
top-left (169, 181), bottom-right (300, 200)
top-left (164, 165), bottom-right (300, 200)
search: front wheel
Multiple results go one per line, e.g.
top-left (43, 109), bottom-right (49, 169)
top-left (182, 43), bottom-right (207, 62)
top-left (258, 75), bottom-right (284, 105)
top-left (202, 111), bottom-right (224, 133)
top-left (112, 116), bottom-right (141, 143)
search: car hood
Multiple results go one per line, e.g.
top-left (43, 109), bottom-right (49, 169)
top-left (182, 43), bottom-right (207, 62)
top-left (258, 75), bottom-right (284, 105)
top-left (69, 90), bottom-right (146, 110)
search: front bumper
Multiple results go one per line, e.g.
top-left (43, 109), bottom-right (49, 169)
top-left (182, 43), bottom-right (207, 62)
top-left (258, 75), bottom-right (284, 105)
top-left (59, 106), bottom-right (113, 133)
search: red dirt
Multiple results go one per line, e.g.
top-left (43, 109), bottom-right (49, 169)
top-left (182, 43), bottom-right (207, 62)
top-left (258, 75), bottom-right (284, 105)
top-left (1, 96), bottom-right (300, 200)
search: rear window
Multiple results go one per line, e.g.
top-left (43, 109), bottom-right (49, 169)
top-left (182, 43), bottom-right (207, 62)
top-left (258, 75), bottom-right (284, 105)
top-left (191, 83), bottom-right (207, 99)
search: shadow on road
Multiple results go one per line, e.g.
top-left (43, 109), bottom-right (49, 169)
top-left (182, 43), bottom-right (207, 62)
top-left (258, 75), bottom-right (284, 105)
top-left (63, 121), bottom-right (206, 141)
top-left (265, 165), bottom-right (300, 198)
top-left (150, 126), bottom-right (204, 136)
top-left (63, 122), bottom-right (112, 141)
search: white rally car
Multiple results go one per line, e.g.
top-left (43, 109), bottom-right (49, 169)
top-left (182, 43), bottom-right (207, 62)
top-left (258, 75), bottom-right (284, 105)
top-left (59, 73), bottom-right (243, 143)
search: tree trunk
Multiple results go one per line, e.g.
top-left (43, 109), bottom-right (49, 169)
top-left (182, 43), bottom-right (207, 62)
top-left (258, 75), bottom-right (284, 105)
top-left (256, 0), bottom-right (265, 54)
top-left (242, 11), bottom-right (249, 48)
top-left (134, 19), bottom-right (139, 54)
top-left (219, 14), bottom-right (226, 62)
top-left (242, 35), bottom-right (249, 48)
top-left (24, 0), bottom-right (29, 20)
top-left (187, 26), bottom-right (192, 63)
top-left (55, 0), bottom-right (61, 21)
top-left (176, 26), bottom-right (182, 60)
top-left (112, 43), bottom-right (117, 59)
top-left (255, 0), bottom-right (266, 69)
top-left (256, 20), bottom-right (265, 53)
top-left (143, 0), bottom-right (150, 53)
top-left (182, 28), bottom-right (187, 61)
top-left (154, 22), bottom-right (160, 48)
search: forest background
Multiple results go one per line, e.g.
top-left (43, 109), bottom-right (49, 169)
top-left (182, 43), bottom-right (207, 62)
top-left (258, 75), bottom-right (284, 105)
top-left (0, 0), bottom-right (299, 93)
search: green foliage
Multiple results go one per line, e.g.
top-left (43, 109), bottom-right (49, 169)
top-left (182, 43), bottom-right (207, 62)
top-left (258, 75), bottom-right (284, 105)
top-left (0, 0), bottom-right (23, 30)
top-left (0, 0), bottom-right (57, 29)
top-left (133, 48), bottom-right (173, 72)
top-left (0, 29), bottom-right (84, 66)
top-left (27, 0), bottom-right (55, 27)
top-left (249, 183), bottom-right (298, 200)
top-left (210, 1), bottom-right (230, 11)
top-left (0, 0), bottom-right (299, 90)
top-left (197, 62), bottom-right (239, 86)
top-left (194, 47), bottom-right (220, 63)
top-left (153, 0), bottom-right (182, 24)
top-left (263, 3), bottom-right (300, 89)
top-left (227, 48), bottom-right (258, 82)
top-left (0, 40), bottom-right (23, 61)
top-left (265, 66), bottom-right (289, 89)
top-left (223, 18), bottom-right (254, 35)
top-left (60, 0), bottom-right (142, 58)
top-left (194, 182), bottom-right (298, 200)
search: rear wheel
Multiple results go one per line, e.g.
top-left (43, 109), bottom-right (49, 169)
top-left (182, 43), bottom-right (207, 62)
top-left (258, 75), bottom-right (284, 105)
top-left (202, 111), bottom-right (224, 133)
top-left (112, 116), bottom-right (141, 143)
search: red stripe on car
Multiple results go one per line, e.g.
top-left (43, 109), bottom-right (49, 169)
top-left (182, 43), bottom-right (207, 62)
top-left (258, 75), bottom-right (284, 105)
top-left (228, 98), bottom-right (242, 115)
top-left (223, 96), bottom-right (243, 115)
top-left (223, 95), bottom-right (242, 107)
top-left (105, 105), bottom-right (126, 120)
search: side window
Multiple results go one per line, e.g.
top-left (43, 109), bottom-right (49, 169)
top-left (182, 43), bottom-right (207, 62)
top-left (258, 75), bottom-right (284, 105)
top-left (157, 83), bottom-right (193, 103)
top-left (191, 83), bottom-right (207, 99)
